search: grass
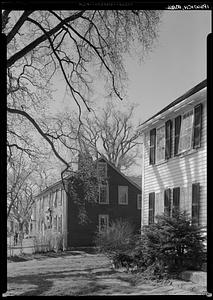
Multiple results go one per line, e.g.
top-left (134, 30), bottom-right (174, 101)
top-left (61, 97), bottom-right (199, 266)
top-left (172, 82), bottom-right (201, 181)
top-left (5, 250), bottom-right (202, 296)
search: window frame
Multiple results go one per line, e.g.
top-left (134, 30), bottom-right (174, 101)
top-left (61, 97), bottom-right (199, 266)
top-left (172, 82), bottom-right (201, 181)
top-left (97, 162), bottom-right (107, 179)
top-left (99, 182), bottom-right (109, 204)
top-left (156, 124), bottom-right (166, 163)
top-left (178, 109), bottom-right (194, 154)
top-left (98, 214), bottom-right (109, 233)
top-left (118, 185), bottom-right (128, 205)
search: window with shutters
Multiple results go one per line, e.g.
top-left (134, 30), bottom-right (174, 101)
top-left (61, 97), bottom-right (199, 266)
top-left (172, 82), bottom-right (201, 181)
top-left (137, 194), bottom-right (142, 210)
top-left (148, 192), bottom-right (155, 224)
top-left (164, 189), bottom-right (171, 216)
top-left (99, 183), bottom-right (109, 204)
top-left (172, 187), bottom-right (180, 216)
top-left (99, 214), bottom-right (109, 232)
top-left (192, 183), bottom-right (200, 226)
top-left (175, 103), bottom-right (202, 155)
top-left (149, 128), bottom-right (156, 164)
top-left (156, 125), bottom-right (165, 163)
top-left (178, 110), bottom-right (194, 153)
top-left (118, 186), bottom-right (128, 205)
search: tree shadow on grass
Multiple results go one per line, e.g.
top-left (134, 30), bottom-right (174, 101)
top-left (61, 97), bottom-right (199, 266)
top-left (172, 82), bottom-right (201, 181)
top-left (7, 266), bottom-right (132, 296)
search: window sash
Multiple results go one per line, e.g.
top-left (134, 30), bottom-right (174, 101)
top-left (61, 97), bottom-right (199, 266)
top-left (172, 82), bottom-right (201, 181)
top-left (118, 186), bottom-right (128, 205)
top-left (156, 125), bottom-right (165, 163)
top-left (178, 110), bottom-right (194, 153)
top-left (99, 184), bottom-right (109, 204)
top-left (97, 162), bottom-right (107, 178)
top-left (99, 215), bottom-right (109, 232)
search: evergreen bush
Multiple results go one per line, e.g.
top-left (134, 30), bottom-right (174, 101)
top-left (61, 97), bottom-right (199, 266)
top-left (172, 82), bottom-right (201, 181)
top-left (134, 211), bottom-right (206, 277)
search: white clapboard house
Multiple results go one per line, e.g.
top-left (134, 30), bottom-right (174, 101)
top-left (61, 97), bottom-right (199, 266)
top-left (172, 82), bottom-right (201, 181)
top-left (139, 79), bottom-right (207, 234)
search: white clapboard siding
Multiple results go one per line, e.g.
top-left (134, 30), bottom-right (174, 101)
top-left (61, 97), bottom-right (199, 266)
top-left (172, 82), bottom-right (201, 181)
top-left (142, 88), bottom-right (207, 228)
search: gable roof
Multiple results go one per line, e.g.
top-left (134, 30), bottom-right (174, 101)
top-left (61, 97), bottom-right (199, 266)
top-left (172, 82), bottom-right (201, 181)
top-left (127, 176), bottom-right (142, 188)
top-left (139, 79), bottom-right (207, 128)
top-left (98, 155), bottom-right (142, 191)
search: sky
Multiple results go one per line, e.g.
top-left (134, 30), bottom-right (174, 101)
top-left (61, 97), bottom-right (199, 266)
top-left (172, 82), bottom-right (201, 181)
top-left (124, 10), bottom-right (211, 124)
top-left (50, 10), bottom-right (211, 175)
top-left (52, 10), bottom-right (211, 125)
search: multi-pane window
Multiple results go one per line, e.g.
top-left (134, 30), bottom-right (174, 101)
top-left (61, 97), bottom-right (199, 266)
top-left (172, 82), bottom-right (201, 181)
top-left (137, 194), bottom-right (142, 210)
top-left (149, 103), bottom-right (202, 163)
top-left (156, 125), bottom-right (165, 163)
top-left (98, 214), bottom-right (109, 232)
top-left (148, 192), bottom-right (155, 224)
top-left (99, 183), bottom-right (109, 204)
top-left (97, 162), bottom-right (107, 179)
top-left (118, 186), bottom-right (128, 205)
top-left (178, 110), bottom-right (194, 153)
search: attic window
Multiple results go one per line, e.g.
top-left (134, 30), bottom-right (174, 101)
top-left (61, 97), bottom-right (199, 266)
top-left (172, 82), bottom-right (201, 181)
top-left (97, 162), bottom-right (107, 178)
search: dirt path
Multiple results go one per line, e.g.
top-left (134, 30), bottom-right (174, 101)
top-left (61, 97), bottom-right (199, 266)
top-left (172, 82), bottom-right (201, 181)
top-left (5, 251), bottom-right (204, 296)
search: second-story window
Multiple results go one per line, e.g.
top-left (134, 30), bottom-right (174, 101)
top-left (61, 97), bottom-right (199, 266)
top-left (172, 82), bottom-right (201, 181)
top-left (97, 162), bottom-right (107, 179)
top-left (156, 125), bottom-right (165, 163)
top-left (175, 103), bottom-right (202, 155)
top-left (118, 186), bottom-right (128, 205)
top-left (99, 183), bottom-right (109, 204)
top-left (178, 110), bottom-right (194, 153)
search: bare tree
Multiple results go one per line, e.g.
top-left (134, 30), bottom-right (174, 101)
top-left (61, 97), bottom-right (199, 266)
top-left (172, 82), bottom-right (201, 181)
top-left (79, 102), bottom-right (142, 172)
top-left (4, 10), bottom-right (161, 169)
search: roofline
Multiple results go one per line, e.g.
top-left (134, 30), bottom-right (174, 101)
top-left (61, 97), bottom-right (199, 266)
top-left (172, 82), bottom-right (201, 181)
top-left (139, 79), bottom-right (207, 128)
top-left (35, 155), bottom-right (142, 198)
top-left (98, 154), bottom-right (142, 191)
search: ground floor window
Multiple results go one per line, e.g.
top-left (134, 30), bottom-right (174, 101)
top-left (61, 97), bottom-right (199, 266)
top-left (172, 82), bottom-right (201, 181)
top-left (98, 214), bottom-right (109, 232)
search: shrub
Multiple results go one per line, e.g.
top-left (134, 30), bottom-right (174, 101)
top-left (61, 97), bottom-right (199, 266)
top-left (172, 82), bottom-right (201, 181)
top-left (94, 219), bottom-right (135, 269)
top-left (133, 211), bottom-right (206, 278)
top-left (33, 231), bottom-right (64, 253)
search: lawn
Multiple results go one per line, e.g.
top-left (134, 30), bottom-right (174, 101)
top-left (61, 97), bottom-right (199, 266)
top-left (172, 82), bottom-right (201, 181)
top-left (5, 250), bottom-right (202, 296)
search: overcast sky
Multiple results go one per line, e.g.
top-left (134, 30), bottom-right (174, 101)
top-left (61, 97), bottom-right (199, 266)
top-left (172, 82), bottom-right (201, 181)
top-left (52, 10), bottom-right (211, 126)
top-left (124, 10), bottom-right (211, 124)
top-left (50, 10), bottom-right (211, 175)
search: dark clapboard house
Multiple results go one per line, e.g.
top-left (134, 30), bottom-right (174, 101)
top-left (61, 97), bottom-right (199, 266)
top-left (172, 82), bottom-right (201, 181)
top-left (31, 155), bottom-right (142, 249)
top-left (139, 80), bottom-right (207, 238)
